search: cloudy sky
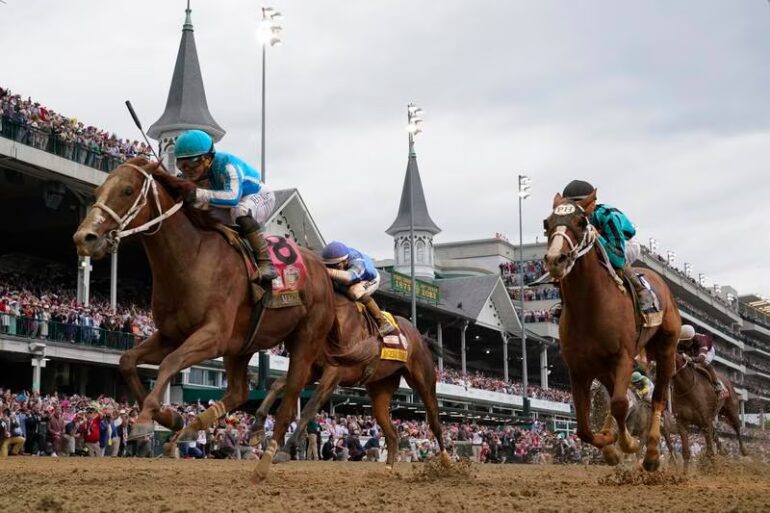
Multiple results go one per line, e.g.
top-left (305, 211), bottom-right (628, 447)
top-left (2, 1), bottom-right (769, 297)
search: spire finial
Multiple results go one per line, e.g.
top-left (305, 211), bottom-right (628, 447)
top-left (184, 0), bottom-right (193, 31)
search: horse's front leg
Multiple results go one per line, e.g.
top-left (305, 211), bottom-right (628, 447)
top-left (611, 355), bottom-right (638, 454)
top-left (132, 324), bottom-right (224, 439)
top-left (644, 345), bottom-right (675, 471)
top-left (250, 376), bottom-right (287, 446)
top-left (165, 353), bottom-right (251, 456)
top-left (572, 372), bottom-right (615, 448)
top-left (119, 332), bottom-right (182, 435)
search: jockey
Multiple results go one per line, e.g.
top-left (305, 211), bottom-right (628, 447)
top-left (630, 371), bottom-right (653, 402)
top-left (175, 130), bottom-right (276, 281)
top-left (321, 241), bottom-right (395, 337)
top-left (679, 331), bottom-right (728, 397)
top-left (562, 180), bottom-right (656, 314)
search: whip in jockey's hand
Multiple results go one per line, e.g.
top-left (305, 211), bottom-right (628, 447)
top-left (175, 130), bottom-right (276, 282)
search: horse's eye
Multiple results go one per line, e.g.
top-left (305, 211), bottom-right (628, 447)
top-left (123, 187), bottom-right (134, 196)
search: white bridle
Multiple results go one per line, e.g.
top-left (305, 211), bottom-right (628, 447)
top-left (92, 163), bottom-right (183, 252)
top-left (547, 218), bottom-right (597, 277)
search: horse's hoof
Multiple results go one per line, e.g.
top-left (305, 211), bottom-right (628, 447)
top-left (250, 469), bottom-right (267, 485)
top-left (619, 436), bottom-right (640, 454)
top-left (126, 423), bottom-right (154, 441)
top-left (273, 451), bottom-right (290, 464)
top-left (440, 451), bottom-right (452, 467)
top-left (642, 457), bottom-right (660, 472)
top-left (602, 446), bottom-right (620, 466)
top-left (163, 442), bottom-right (177, 458)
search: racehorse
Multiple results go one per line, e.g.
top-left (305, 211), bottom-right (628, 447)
top-left (72, 158), bottom-right (359, 482)
top-left (252, 294), bottom-right (448, 468)
top-left (544, 190), bottom-right (681, 471)
top-left (671, 352), bottom-right (747, 470)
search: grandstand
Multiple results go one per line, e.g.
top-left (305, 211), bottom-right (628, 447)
top-left (2, 2), bottom-right (769, 436)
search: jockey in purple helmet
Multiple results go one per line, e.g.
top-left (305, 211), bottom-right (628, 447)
top-left (175, 129), bottom-right (276, 281)
top-left (321, 241), bottom-right (395, 336)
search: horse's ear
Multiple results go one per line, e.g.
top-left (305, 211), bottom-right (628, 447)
top-left (578, 189), bottom-right (597, 210)
top-left (552, 193), bottom-right (563, 208)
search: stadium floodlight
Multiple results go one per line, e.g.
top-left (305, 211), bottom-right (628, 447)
top-left (714, 284), bottom-right (721, 295)
top-left (684, 262), bottom-right (693, 278)
top-left (648, 237), bottom-right (658, 253)
top-left (698, 273), bottom-right (706, 287)
top-left (666, 250), bottom-right (676, 266)
top-left (406, 103), bottom-right (424, 136)
top-left (518, 175), bottom-right (532, 199)
top-left (258, 6), bottom-right (284, 184)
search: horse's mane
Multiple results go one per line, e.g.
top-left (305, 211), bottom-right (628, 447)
top-left (121, 157), bottom-right (221, 231)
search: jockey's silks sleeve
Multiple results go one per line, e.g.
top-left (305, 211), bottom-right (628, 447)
top-left (198, 152), bottom-right (263, 208)
top-left (590, 204), bottom-right (636, 269)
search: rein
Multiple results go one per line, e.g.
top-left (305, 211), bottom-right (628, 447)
top-left (672, 357), bottom-right (698, 398)
top-left (93, 163), bottom-right (183, 252)
top-left (548, 218), bottom-right (597, 276)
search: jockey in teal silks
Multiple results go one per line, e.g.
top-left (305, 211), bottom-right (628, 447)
top-left (562, 180), bottom-right (655, 313)
top-left (321, 241), bottom-right (395, 337)
top-left (175, 129), bottom-right (276, 281)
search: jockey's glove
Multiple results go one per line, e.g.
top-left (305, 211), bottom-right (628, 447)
top-left (184, 188), bottom-right (209, 209)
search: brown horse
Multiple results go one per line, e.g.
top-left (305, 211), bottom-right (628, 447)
top-left (253, 294), bottom-right (448, 467)
top-left (671, 352), bottom-right (747, 470)
top-left (72, 158), bottom-right (355, 482)
top-left (544, 191), bottom-right (681, 471)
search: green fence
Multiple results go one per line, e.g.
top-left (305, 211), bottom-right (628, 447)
top-left (2, 314), bottom-right (137, 351)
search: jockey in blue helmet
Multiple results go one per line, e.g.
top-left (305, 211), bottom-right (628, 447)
top-left (321, 241), bottom-right (395, 336)
top-left (175, 129), bottom-right (276, 281)
top-left (561, 179), bottom-right (655, 314)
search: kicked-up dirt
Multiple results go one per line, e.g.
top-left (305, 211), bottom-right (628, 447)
top-left (0, 456), bottom-right (768, 513)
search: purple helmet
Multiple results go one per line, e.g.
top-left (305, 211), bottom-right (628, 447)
top-left (322, 241), bottom-right (350, 265)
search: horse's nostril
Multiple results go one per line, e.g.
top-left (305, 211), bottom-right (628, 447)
top-left (84, 233), bottom-right (98, 243)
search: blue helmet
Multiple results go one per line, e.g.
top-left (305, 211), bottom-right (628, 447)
top-left (322, 241), bottom-right (350, 265)
top-left (175, 130), bottom-right (214, 159)
top-left (631, 371), bottom-right (643, 384)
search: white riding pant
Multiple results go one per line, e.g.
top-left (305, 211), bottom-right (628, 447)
top-left (211, 187), bottom-right (275, 226)
top-left (349, 274), bottom-right (381, 301)
top-left (624, 237), bottom-right (641, 265)
top-left (703, 346), bottom-right (715, 365)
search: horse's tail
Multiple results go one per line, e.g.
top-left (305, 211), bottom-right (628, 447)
top-left (422, 334), bottom-right (460, 367)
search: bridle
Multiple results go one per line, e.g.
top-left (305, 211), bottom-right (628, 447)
top-left (92, 163), bottom-right (183, 252)
top-left (546, 202), bottom-right (597, 277)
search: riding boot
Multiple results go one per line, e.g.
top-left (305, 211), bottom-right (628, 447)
top-left (236, 216), bottom-right (277, 283)
top-left (622, 264), bottom-right (656, 313)
top-left (360, 295), bottom-right (395, 337)
top-left (703, 363), bottom-right (727, 397)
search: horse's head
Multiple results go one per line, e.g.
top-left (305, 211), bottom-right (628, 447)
top-left (543, 189), bottom-right (597, 279)
top-left (73, 158), bottom-right (183, 259)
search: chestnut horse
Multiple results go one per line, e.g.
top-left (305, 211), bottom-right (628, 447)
top-left (252, 294), bottom-right (447, 467)
top-left (72, 158), bottom-right (353, 482)
top-left (671, 352), bottom-right (747, 470)
top-left (544, 191), bottom-right (681, 471)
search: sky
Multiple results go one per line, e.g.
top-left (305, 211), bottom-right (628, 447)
top-left (2, 1), bottom-right (769, 298)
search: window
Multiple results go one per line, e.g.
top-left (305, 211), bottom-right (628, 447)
top-left (416, 240), bottom-right (425, 263)
top-left (403, 242), bottom-right (411, 263)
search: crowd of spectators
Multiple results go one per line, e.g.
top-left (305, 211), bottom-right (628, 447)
top-left (0, 266), bottom-right (155, 349)
top-left (0, 87), bottom-right (152, 173)
top-left (499, 260), bottom-right (547, 288)
top-left (436, 368), bottom-right (572, 403)
top-left (510, 287), bottom-right (560, 302)
top-left (523, 309), bottom-right (556, 324)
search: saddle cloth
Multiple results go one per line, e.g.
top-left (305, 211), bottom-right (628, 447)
top-left (354, 303), bottom-right (408, 362)
top-left (213, 226), bottom-right (306, 309)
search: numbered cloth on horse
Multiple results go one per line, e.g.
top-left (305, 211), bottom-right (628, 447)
top-left (353, 302), bottom-right (409, 362)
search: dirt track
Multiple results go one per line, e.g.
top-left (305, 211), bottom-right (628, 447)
top-left (1, 457), bottom-right (769, 513)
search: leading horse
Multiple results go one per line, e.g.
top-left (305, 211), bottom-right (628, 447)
top-left (72, 158), bottom-right (355, 482)
top-left (544, 190), bottom-right (681, 471)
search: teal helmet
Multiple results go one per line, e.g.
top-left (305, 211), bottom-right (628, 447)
top-left (175, 130), bottom-right (214, 159)
top-left (631, 371), bottom-right (643, 384)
